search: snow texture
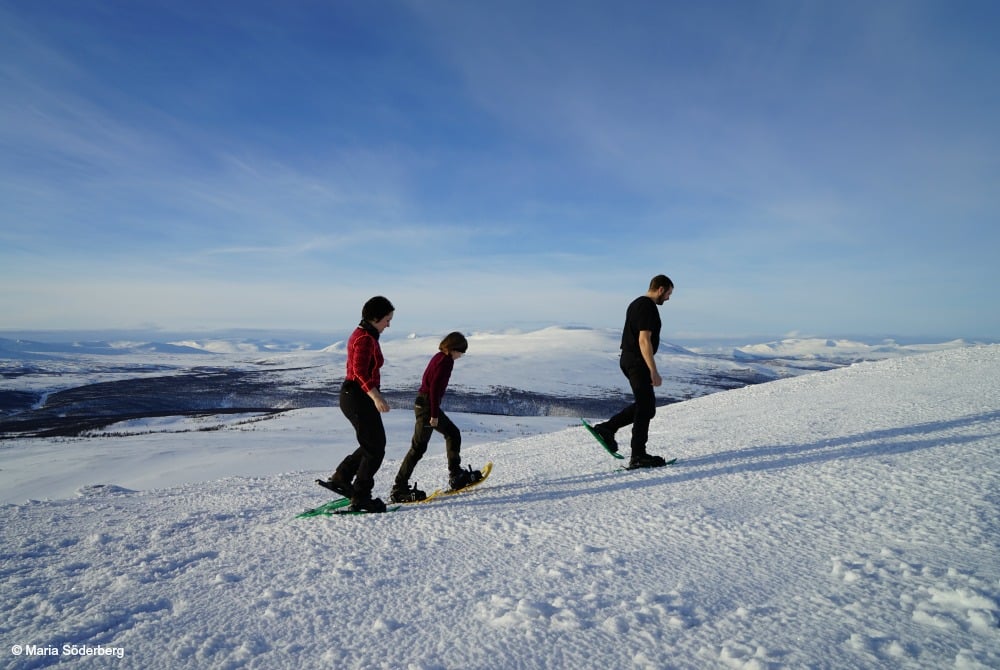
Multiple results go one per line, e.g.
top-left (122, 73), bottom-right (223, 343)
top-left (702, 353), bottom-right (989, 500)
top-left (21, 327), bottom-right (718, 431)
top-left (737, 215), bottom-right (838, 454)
top-left (2, 343), bottom-right (999, 669)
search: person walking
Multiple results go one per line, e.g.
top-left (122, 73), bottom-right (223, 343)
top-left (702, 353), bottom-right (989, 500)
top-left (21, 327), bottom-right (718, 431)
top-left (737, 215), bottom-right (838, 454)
top-left (591, 275), bottom-right (674, 468)
top-left (319, 296), bottom-right (395, 513)
top-left (390, 332), bottom-right (481, 502)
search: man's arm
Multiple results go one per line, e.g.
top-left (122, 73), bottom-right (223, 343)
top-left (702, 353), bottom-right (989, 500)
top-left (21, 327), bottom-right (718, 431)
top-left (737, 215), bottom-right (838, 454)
top-left (638, 330), bottom-right (662, 387)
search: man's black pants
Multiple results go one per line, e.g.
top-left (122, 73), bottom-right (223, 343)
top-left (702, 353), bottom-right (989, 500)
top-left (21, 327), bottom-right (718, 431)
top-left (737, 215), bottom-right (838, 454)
top-left (604, 351), bottom-right (656, 456)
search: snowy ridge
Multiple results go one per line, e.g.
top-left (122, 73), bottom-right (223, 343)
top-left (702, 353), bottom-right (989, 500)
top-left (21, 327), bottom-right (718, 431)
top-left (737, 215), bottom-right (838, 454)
top-left (730, 336), bottom-right (972, 362)
top-left (2, 329), bottom-right (983, 433)
top-left (2, 346), bottom-right (998, 669)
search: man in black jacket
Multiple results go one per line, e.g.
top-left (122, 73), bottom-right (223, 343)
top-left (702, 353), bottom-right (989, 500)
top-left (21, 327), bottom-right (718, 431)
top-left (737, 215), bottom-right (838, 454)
top-left (592, 274), bottom-right (674, 468)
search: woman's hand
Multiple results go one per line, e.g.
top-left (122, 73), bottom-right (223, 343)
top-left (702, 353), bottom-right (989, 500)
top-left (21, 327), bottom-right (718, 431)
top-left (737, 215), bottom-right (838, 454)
top-left (369, 389), bottom-right (390, 413)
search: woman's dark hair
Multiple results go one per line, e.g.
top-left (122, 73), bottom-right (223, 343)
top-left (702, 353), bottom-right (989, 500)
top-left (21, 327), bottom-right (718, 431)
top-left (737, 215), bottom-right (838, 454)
top-left (439, 331), bottom-right (468, 354)
top-left (362, 296), bottom-right (395, 323)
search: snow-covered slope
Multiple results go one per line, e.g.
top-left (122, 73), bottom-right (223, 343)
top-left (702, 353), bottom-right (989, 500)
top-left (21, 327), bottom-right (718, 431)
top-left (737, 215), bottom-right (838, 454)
top-left (2, 346), bottom-right (998, 669)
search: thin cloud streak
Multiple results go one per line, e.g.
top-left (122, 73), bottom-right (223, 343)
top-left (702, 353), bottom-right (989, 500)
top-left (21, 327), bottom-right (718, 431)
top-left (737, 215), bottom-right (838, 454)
top-left (1, 1), bottom-right (997, 338)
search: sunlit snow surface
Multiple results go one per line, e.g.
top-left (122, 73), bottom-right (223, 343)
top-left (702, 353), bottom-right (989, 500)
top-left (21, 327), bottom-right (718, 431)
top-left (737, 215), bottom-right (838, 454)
top-left (1, 332), bottom-right (998, 668)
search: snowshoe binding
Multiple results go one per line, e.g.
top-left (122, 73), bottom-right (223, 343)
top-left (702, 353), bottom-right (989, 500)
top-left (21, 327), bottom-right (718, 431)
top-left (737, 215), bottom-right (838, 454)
top-left (390, 482), bottom-right (427, 503)
top-left (316, 473), bottom-right (354, 498)
top-left (449, 466), bottom-right (484, 491)
top-left (628, 453), bottom-right (669, 469)
top-left (348, 497), bottom-right (387, 514)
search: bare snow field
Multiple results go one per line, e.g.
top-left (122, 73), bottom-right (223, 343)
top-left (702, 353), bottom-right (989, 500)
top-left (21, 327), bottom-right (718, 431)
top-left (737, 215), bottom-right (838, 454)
top-left (2, 344), bottom-right (998, 669)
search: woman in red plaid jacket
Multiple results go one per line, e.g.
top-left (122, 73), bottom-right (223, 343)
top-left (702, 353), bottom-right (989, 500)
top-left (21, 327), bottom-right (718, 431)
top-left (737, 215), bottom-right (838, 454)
top-left (318, 296), bottom-right (395, 513)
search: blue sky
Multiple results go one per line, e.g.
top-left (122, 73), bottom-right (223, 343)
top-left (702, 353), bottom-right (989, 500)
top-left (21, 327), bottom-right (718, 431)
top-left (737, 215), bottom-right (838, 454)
top-left (2, 0), bottom-right (998, 340)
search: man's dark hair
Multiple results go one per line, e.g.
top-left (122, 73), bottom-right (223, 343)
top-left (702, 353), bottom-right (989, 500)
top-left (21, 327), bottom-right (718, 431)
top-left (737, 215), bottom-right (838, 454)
top-left (649, 274), bottom-right (674, 291)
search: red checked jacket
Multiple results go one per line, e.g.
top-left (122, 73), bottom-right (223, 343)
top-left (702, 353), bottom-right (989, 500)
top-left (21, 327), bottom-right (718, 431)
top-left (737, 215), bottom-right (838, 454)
top-left (345, 322), bottom-right (384, 393)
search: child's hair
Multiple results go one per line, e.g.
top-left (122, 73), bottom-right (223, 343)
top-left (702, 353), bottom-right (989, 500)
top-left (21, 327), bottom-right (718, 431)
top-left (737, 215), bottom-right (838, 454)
top-left (439, 331), bottom-right (468, 354)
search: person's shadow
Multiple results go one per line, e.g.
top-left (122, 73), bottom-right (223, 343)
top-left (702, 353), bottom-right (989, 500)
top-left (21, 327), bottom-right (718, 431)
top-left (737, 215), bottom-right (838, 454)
top-left (466, 409), bottom-right (1000, 507)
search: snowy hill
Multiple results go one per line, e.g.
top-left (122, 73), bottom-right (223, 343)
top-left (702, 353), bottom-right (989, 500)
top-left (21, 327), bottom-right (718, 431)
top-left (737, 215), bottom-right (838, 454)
top-left (3, 345), bottom-right (998, 669)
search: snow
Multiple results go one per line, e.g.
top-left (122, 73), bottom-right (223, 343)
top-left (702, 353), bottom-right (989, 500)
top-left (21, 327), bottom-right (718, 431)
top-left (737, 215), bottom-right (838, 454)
top-left (2, 341), bottom-right (999, 669)
top-left (728, 336), bottom-right (972, 361)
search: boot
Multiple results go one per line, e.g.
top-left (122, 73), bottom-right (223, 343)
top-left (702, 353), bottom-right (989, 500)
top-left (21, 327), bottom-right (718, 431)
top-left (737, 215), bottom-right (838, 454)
top-left (348, 497), bottom-right (387, 513)
top-left (628, 453), bottom-right (667, 469)
top-left (317, 472), bottom-right (354, 498)
top-left (390, 482), bottom-right (427, 503)
top-left (449, 466), bottom-right (483, 491)
top-left (593, 423), bottom-right (618, 452)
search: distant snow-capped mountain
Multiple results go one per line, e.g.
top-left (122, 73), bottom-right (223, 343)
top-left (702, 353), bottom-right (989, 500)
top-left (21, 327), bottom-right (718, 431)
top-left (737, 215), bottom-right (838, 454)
top-left (0, 328), bottom-right (982, 439)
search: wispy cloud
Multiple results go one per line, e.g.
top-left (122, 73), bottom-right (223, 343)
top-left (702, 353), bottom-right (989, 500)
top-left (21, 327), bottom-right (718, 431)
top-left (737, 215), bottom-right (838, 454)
top-left (1, 1), bottom-right (997, 338)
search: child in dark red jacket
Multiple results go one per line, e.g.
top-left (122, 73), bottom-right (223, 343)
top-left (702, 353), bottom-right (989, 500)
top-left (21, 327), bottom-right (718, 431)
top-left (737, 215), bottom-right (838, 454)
top-left (391, 332), bottom-right (480, 502)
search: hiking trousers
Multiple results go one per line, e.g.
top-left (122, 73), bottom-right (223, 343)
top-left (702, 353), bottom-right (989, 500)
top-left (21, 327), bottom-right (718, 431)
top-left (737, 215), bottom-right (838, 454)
top-left (395, 394), bottom-right (462, 485)
top-left (604, 351), bottom-right (657, 455)
top-left (335, 380), bottom-right (387, 501)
